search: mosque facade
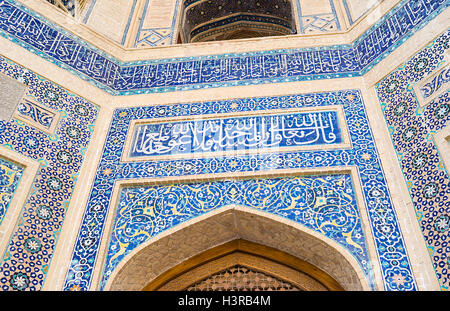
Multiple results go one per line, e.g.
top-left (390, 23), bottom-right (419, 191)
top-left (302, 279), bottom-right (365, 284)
top-left (0, 0), bottom-right (448, 291)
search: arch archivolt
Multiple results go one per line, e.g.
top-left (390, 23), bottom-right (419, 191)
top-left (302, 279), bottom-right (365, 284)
top-left (92, 167), bottom-right (381, 291)
top-left (176, 0), bottom-right (297, 43)
top-left (149, 239), bottom-right (331, 291)
top-left (102, 206), bottom-right (370, 290)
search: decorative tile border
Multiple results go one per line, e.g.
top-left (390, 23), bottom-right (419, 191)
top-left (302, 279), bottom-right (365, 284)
top-left (63, 89), bottom-right (417, 291)
top-left (376, 30), bottom-right (450, 290)
top-left (0, 56), bottom-right (98, 291)
top-left (413, 64), bottom-right (449, 107)
top-left (0, 0), bottom-right (447, 95)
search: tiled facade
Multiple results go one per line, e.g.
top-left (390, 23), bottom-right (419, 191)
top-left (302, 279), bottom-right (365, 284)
top-left (0, 57), bottom-right (98, 291)
top-left (65, 89), bottom-right (412, 291)
top-left (0, 0), bottom-right (447, 291)
top-left (1, 0), bottom-right (447, 95)
top-left (376, 31), bottom-right (449, 290)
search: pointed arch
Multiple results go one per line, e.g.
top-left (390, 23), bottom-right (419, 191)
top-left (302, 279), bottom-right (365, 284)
top-left (103, 206), bottom-right (370, 290)
top-left (143, 239), bottom-right (339, 291)
top-left (178, 0), bottom-right (297, 43)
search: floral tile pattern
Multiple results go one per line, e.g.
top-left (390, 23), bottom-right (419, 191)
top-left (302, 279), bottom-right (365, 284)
top-left (102, 174), bottom-right (372, 290)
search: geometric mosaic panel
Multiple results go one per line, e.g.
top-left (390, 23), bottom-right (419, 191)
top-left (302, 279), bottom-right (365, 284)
top-left (0, 0), bottom-right (446, 293)
top-left (301, 14), bottom-right (339, 33)
top-left (414, 65), bottom-right (450, 106)
top-left (0, 72), bottom-right (27, 122)
top-left (376, 30), bottom-right (450, 291)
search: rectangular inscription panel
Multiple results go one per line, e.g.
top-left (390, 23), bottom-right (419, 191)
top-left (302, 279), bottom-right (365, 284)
top-left (124, 107), bottom-right (350, 161)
